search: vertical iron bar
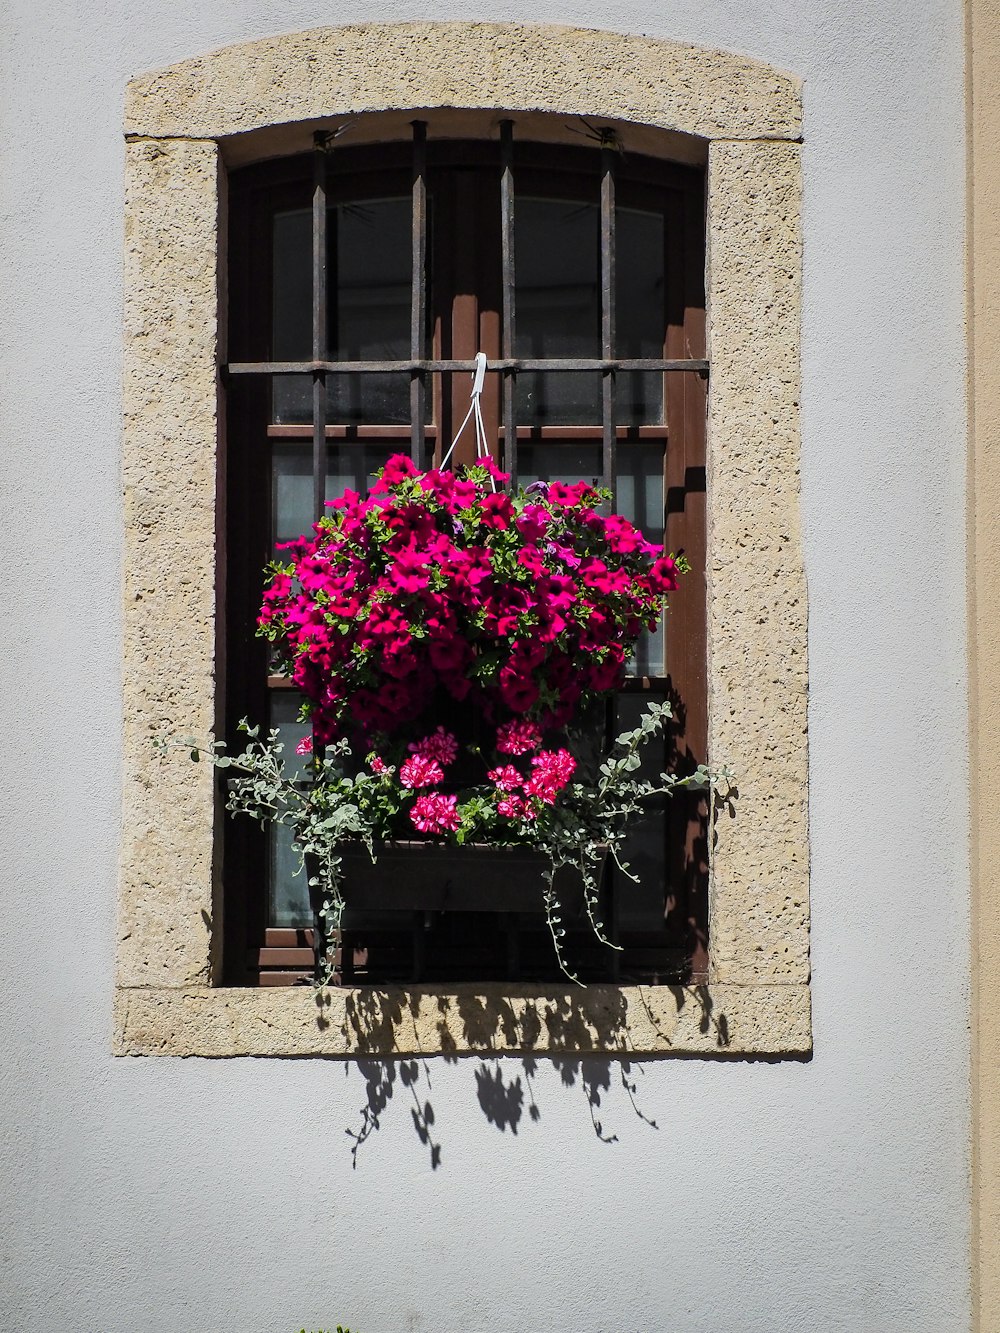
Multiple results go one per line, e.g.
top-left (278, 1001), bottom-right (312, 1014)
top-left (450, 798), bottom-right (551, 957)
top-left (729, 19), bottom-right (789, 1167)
top-left (312, 132), bottom-right (328, 524)
top-left (601, 139), bottom-right (617, 508)
top-left (410, 121), bottom-right (428, 466)
top-left (500, 120), bottom-right (517, 485)
top-left (601, 142), bottom-right (619, 980)
top-left (310, 132), bottom-right (329, 980)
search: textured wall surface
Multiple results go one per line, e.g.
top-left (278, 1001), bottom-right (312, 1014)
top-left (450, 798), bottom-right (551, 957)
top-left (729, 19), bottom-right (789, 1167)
top-left (0, 4), bottom-right (969, 1333)
top-left (968, 0), bottom-right (1000, 1325)
top-left (123, 21), bottom-right (800, 141)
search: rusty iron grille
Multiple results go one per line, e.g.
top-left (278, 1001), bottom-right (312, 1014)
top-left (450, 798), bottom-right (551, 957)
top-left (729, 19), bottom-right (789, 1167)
top-left (224, 121), bottom-right (710, 522)
top-left (224, 121), bottom-right (712, 987)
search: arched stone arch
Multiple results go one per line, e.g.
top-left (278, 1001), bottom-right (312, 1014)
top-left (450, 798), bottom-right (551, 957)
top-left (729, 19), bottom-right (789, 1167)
top-left (125, 22), bottom-right (800, 144)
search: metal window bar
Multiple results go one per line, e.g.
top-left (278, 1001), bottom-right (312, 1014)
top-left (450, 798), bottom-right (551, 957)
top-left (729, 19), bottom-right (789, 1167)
top-left (410, 121), bottom-right (428, 466)
top-left (309, 131), bottom-right (331, 979)
top-left (600, 137), bottom-right (619, 976)
top-left (500, 119), bottom-right (517, 483)
top-left (601, 138), bottom-right (617, 509)
top-left (311, 131), bottom-right (329, 525)
top-left (229, 357), bottom-right (707, 375)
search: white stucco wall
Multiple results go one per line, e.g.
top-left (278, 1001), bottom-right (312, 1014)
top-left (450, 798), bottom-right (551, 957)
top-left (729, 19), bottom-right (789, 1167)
top-left (0, 2), bottom-right (969, 1331)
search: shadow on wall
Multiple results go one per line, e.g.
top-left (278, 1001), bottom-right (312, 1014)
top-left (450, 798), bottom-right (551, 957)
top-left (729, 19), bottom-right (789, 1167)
top-left (335, 984), bottom-right (728, 1170)
top-left (320, 978), bottom-right (730, 1054)
top-left (343, 1053), bottom-right (660, 1171)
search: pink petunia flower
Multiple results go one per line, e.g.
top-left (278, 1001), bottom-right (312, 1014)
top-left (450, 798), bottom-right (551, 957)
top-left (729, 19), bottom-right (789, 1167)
top-left (295, 735), bottom-right (313, 756)
top-left (498, 668), bottom-right (539, 714)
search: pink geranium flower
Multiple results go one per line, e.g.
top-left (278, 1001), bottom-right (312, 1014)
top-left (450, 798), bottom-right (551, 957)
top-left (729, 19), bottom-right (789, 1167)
top-left (409, 726), bottom-right (459, 767)
top-left (410, 792), bottom-right (461, 834)
top-left (524, 748), bottom-right (577, 804)
top-left (399, 755), bottom-right (445, 789)
top-left (496, 720), bottom-right (542, 756)
top-left (487, 764), bottom-right (521, 793)
top-left (497, 794), bottom-right (536, 821)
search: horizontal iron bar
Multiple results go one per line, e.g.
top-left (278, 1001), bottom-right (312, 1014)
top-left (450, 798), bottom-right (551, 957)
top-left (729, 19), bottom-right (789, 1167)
top-left (226, 357), bottom-right (709, 375)
top-left (268, 672), bottom-right (670, 689)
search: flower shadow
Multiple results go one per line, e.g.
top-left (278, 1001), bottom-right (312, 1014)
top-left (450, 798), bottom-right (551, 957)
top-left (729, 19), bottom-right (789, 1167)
top-left (341, 985), bottom-right (677, 1168)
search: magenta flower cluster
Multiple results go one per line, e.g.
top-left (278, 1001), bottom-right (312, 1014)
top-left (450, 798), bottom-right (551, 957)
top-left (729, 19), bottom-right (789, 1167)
top-left (365, 724), bottom-right (579, 835)
top-left (259, 454), bottom-right (680, 746)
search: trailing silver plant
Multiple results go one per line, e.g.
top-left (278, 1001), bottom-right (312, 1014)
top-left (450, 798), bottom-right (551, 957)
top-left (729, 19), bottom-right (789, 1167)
top-left (160, 699), bottom-right (724, 985)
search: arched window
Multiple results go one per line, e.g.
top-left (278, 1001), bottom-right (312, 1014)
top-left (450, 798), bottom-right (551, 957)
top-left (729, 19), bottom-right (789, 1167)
top-left (117, 24), bottom-right (808, 1056)
top-left (223, 121), bottom-right (709, 985)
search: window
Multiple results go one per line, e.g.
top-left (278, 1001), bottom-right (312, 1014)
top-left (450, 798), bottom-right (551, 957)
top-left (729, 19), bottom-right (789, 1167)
top-left (222, 124), bottom-right (709, 987)
top-left (116, 23), bottom-right (809, 1057)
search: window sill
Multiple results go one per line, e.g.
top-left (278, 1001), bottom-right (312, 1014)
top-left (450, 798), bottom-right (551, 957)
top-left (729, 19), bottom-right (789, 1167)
top-left (113, 981), bottom-right (811, 1057)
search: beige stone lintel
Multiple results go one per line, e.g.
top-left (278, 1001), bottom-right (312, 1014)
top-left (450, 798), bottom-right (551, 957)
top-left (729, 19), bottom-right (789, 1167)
top-left (706, 138), bottom-right (809, 985)
top-left (124, 23), bottom-right (801, 145)
top-left (113, 982), bottom-right (812, 1058)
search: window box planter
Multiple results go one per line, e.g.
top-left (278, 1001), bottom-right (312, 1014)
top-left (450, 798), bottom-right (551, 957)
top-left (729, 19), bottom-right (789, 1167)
top-left (337, 840), bottom-right (608, 914)
top-left (331, 840), bottom-right (611, 983)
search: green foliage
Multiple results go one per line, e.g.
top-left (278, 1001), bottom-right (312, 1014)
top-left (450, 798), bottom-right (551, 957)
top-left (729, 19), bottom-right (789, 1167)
top-left (162, 701), bottom-right (728, 985)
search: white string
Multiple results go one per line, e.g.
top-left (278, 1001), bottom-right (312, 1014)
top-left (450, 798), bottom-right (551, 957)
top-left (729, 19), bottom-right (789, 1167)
top-left (440, 352), bottom-right (496, 489)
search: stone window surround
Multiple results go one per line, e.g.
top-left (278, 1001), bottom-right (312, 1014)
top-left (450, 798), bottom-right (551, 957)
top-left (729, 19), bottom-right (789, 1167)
top-left (115, 21), bottom-right (808, 1058)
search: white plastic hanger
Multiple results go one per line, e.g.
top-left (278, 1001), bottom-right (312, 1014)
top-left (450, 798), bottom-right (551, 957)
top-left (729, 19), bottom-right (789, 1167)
top-left (439, 352), bottom-right (496, 489)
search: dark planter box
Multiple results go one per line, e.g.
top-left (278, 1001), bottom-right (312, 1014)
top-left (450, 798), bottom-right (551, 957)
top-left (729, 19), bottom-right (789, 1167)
top-left (339, 841), bottom-right (607, 915)
top-left (318, 842), bottom-right (611, 984)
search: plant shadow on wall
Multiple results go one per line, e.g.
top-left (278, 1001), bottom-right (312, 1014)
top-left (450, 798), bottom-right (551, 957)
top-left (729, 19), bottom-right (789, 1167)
top-left (342, 1054), bottom-right (659, 1170)
top-left (334, 983), bottom-right (729, 1170)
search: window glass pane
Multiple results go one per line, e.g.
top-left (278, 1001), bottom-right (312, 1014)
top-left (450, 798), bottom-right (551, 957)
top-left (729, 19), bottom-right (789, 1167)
top-left (272, 445), bottom-right (396, 552)
top-left (513, 200), bottom-right (665, 427)
top-left (272, 209), bottom-right (313, 424)
top-left (271, 201), bottom-right (412, 425)
top-left (268, 691), bottom-right (312, 928)
top-left (514, 198), bottom-right (601, 425)
top-left (613, 693), bottom-right (667, 933)
top-left (617, 208), bottom-right (664, 426)
top-left (618, 443), bottom-right (666, 675)
top-left (331, 198), bottom-right (411, 424)
top-left (517, 442), bottom-right (601, 488)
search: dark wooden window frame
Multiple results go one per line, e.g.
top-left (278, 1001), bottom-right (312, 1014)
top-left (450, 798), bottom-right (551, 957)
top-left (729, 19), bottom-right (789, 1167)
top-left (224, 126), bottom-right (708, 987)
